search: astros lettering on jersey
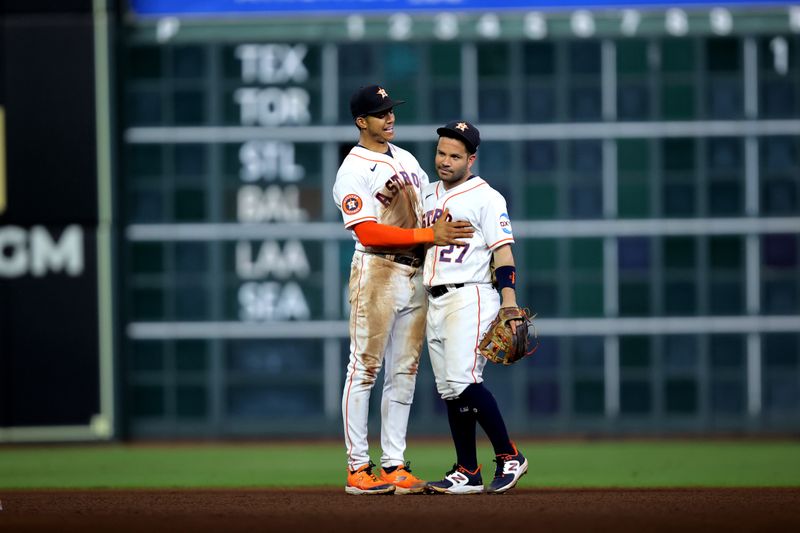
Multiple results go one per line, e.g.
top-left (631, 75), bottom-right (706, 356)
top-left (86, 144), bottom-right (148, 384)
top-left (421, 176), bottom-right (513, 287)
top-left (333, 143), bottom-right (430, 256)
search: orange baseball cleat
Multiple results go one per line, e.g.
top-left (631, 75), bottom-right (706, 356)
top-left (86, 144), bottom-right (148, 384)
top-left (380, 462), bottom-right (427, 495)
top-left (345, 461), bottom-right (396, 495)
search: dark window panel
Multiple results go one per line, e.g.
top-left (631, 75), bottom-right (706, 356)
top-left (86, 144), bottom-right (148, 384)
top-left (570, 281), bottom-right (603, 317)
top-left (705, 38), bottom-right (741, 72)
top-left (618, 139), bottom-right (650, 173)
top-left (430, 43), bottom-right (461, 77)
top-left (574, 337), bottom-right (604, 369)
top-left (707, 79), bottom-right (742, 119)
top-left (618, 183), bottom-right (650, 218)
top-left (524, 42), bottom-right (555, 75)
top-left (226, 385), bottom-right (323, 416)
top-left (525, 86), bottom-right (556, 122)
top-left (663, 281), bottom-right (696, 315)
top-left (662, 139), bottom-right (696, 171)
top-left (619, 282), bottom-right (651, 316)
top-left (338, 44), bottom-right (375, 75)
top-left (663, 335), bottom-right (697, 369)
top-left (174, 144), bottom-right (206, 176)
top-left (662, 183), bottom-right (696, 217)
top-left (479, 88), bottom-right (511, 122)
top-left (617, 39), bottom-right (649, 74)
top-left (128, 144), bottom-right (164, 176)
top-left (174, 188), bottom-right (206, 221)
top-left (132, 288), bottom-right (164, 320)
top-left (478, 43), bottom-right (510, 76)
top-left (573, 381), bottom-right (604, 414)
top-left (525, 141), bottom-right (557, 172)
top-left (528, 282), bottom-right (558, 317)
top-left (710, 334), bottom-right (745, 369)
top-left (127, 91), bottom-right (163, 126)
top-left (660, 83), bottom-right (694, 119)
top-left (569, 184), bottom-right (602, 219)
top-left (530, 336), bottom-right (560, 370)
top-left (661, 39), bottom-right (695, 73)
top-left (176, 341), bottom-right (209, 372)
top-left (127, 46), bottom-right (163, 79)
top-left (525, 183), bottom-right (557, 219)
top-left (666, 379), bottom-right (697, 413)
top-left (763, 281), bottom-right (798, 315)
top-left (129, 190), bottom-right (165, 223)
top-left (131, 385), bottom-right (164, 417)
top-left (762, 234), bottom-right (798, 268)
top-left (760, 80), bottom-right (797, 118)
top-left (763, 334), bottom-right (799, 367)
top-left (569, 86), bottom-right (601, 121)
top-left (710, 237), bottom-right (743, 270)
top-left (175, 286), bottom-right (208, 320)
top-left (385, 44), bottom-right (420, 79)
top-left (569, 140), bottom-right (602, 176)
top-left (432, 87), bottom-right (461, 122)
top-left (764, 376), bottom-right (799, 411)
top-left (570, 238), bottom-right (603, 270)
top-left (663, 237), bottom-right (696, 269)
top-left (621, 381), bottom-right (651, 414)
top-left (619, 237), bottom-right (651, 271)
top-left (709, 281), bottom-right (744, 315)
top-left (711, 381), bottom-right (744, 414)
top-left (707, 138), bottom-right (742, 172)
top-left (618, 84), bottom-right (650, 120)
top-left (173, 90), bottom-right (205, 125)
top-left (131, 242), bottom-right (164, 274)
top-left (569, 41), bottom-right (601, 74)
top-left (131, 341), bottom-right (165, 372)
top-left (708, 181), bottom-right (741, 215)
top-left (528, 382), bottom-right (560, 414)
top-left (760, 137), bottom-right (798, 172)
top-left (175, 242), bottom-right (209, 273)
top-left (620, 336), bottom-right (651, 368)
top-left (761, 180), bottom-right (798, 215)
top-left (176, 385), bottom-right (207, 418)
top-left (172, 46), bottom-right (205, 78)
top-left (526, 239), bottom-right (558, 271)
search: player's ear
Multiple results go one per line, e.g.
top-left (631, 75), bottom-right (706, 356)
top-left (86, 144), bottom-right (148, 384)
top-left (355, 116), bottom-right (368, 130)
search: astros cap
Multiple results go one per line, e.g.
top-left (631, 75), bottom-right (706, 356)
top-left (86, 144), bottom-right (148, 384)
top-left (437, 120), bottom-right (481, 154)
top-left (350, 85), bottom-right (406, 118)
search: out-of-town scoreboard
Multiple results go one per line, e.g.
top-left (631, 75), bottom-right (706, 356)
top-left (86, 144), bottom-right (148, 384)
top-left (121, 1), bottom-right (800, 438)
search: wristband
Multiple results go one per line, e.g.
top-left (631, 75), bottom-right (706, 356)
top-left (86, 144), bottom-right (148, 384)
top-left (495, 265), bottom-right (516, 290)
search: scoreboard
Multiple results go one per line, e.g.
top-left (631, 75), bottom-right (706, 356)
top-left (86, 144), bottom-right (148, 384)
top-left (120, 1), bottom-right (800, 437)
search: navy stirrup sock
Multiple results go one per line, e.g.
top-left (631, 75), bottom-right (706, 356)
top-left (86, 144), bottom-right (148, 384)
top-left (459, 383), bottom-right (515, 456)
top-left (444, 397), bottom-right (478, 471)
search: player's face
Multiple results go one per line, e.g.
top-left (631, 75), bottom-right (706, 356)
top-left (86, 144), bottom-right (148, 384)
top-left (435, 137), bottom-right (475, 189)
top-left (362, 109), bottom-right (396, 144)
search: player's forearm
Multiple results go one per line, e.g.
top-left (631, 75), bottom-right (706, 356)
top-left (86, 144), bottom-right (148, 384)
top-left (493, 244), bottom-right (518, 307)
top-left (352, 221), bottom-right (434, 247)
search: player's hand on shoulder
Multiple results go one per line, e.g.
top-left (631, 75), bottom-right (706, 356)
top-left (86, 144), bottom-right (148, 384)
top-left (432, 208), bottom-right (474, 246)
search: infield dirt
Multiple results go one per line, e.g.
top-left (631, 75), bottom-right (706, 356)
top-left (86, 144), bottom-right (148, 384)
top-left (0, 488), bottom-right (798, 532)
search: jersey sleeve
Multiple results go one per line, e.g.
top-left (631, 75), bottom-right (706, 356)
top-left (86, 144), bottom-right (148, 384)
top-left (332, 170), bottom-right (378, 229)
top-left (481, 190), bottom-right (515, 250)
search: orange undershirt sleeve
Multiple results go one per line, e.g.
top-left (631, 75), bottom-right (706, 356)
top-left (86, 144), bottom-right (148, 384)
top-left (352, 221), bottom-right (434, 247)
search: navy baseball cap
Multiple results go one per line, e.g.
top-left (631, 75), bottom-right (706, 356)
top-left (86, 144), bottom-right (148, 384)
top-left (437, 120), bottom-right (481, 154)
top-left (350, 85), bottom-right (406, 118)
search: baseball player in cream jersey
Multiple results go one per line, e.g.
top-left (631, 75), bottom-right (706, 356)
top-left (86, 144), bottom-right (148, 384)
top-left (333, 86), bottom-right (474, 495)
top-left (423, 121), bottom-right (529, 495)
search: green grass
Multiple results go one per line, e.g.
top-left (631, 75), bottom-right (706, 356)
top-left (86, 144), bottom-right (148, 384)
top-left (0, 440), bottom-right (798, 489)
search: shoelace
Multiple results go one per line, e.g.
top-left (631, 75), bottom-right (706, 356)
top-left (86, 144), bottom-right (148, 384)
top-left (493, 455), bottom-right (513, 477)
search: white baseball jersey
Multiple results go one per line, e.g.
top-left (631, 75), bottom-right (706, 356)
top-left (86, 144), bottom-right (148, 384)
top-left (333, 143), bottom-right (430, 256)
top-left (421, 176), bottom-right (514, 288)
top-left (333, 142), bottom-right (430, 471)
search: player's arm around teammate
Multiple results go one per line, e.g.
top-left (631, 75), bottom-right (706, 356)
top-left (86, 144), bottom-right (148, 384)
top-left (333, 85), bottom-right (474, 496)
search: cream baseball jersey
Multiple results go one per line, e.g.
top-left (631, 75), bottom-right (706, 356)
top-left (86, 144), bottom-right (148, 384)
top-left (422, 176), bottom-right (514, 287)
top-left (333, 143), bottom-right (430, 255)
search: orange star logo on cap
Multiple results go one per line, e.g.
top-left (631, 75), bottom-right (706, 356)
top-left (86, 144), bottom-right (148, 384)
top-left (377, 87), bottom-right (388, 99)
top-left (456, 122), bottom-right (469, 131)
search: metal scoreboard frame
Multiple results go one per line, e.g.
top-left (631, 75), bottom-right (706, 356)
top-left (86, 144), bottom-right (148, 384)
top-left (118, 0), bottom-right (800, 436)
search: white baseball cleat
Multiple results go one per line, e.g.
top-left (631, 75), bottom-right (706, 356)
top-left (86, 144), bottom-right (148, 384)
top-left (426, 464), bottom-right (484, 494)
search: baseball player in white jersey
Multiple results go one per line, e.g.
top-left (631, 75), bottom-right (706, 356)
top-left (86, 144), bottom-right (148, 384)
top-left (333, 86), bottom-right (474, 495)
top-left (422, 120), bottom-right (529, 495)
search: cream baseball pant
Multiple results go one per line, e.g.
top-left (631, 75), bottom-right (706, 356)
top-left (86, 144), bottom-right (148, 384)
top-left (426, 283), bottom-right (500, 400)
top-left (342, 251), bottom-right (427, 470)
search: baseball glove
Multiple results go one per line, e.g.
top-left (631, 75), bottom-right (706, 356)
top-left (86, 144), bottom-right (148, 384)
top-left (478, 307), bottom-right (539, 366)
